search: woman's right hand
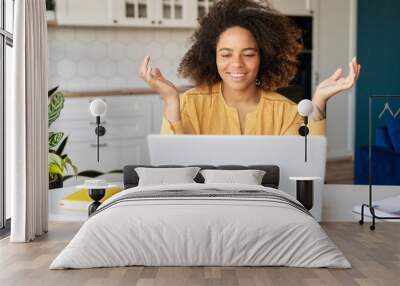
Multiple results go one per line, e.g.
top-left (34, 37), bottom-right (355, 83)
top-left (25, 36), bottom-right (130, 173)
top-left (139, 56), bottom-right (181, 123)
top-left (139, 56), bottom-right (179, 104)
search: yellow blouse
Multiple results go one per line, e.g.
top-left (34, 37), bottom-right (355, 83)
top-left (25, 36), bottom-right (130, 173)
top-left (161, 82), bottom-right (326, 135)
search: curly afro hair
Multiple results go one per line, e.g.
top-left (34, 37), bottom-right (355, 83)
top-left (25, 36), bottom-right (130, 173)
top-left (177, 0), bottom-right (303, 91)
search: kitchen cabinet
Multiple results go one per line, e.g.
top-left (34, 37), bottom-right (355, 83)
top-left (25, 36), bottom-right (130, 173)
top-left (270, 0), bottom-right (314, 15)
top-left (55, 0), bottom-right (113, 26)
top-left (112, 0), bottom-right (196, 28)
top-left (196, 0), bottom-right (216, 19)
top-left (54, 0), bottom-right (316, 27)
top-left (50, 95), bottom-right (164, 184)
top-left (194, 0), bottom-right (317, 27)
top-left (55, 0), bottom-right (197, 28)
top-left (111, 0), bottom-right (154, 26)
top-left (196, 0), bottom-right (315, 17)
top-left (156, 0), bottom-right (198, 28)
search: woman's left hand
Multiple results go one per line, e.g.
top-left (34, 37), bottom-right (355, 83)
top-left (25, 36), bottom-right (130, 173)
top-left (313, 57), bottom-right (361, 105)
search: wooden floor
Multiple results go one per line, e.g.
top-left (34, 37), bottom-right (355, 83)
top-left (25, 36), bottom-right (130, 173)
top-left (1, 222), bottom-right (399, 286)
top-left (326, 157), bottom-right (354, 184)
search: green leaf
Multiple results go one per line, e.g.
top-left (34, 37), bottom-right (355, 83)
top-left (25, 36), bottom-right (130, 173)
top-left (77, 170), bottom-right (104, 177)
top-left (48, 153), bottom-right (62, 168)
top-left (48, 132), bottom-right (64, 148)
top-left (64, 157), bottom-right (78, 176)
top-left (61, 159), bottom-right (67, 173)
top-left (48, 86), bottom-right (59, 98)
top-left (48, 90), bottom-right (65, 127)
top-left (63, 170), bottom-right (104, 182)
top-left (48, 153), bottom-right (65, 177)
top-left (56, 136), bottom-right (69, 155)
top-left (72, 164), bottom-right (78, 175)
top-left (107, 169), bottom-right (123, 174)
top-left (62, 175), bottom-right (74, 182)
top-left (49, 173), bottom-right (59, 182)
top-left (49, 164), bottom-right (63, 177)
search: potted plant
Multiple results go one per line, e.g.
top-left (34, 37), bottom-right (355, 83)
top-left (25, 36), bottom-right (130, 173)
top-left (48, 86), bottom-right (78, 189)
top-left (48, 87), bottom-right (123, 189)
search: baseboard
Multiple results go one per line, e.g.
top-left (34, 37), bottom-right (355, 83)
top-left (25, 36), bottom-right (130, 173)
top-left (327, 149), bottom-right (353, 160)
top-left (326, 156), bottom-right (353, 163)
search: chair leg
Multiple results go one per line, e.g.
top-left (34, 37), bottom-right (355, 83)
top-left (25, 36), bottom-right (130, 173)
top-left (369, 206), bottom-right (376, 231)
top-left (359, 204), bottom-right (366, 225)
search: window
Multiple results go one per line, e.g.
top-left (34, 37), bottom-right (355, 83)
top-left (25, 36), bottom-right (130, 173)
top-left (1, 0), bottom-right (14, 234)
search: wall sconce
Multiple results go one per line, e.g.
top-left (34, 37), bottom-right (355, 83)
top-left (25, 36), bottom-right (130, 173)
top-left (89, 99), bottom-right (107, 162)
top-left (297, 99), bottom-right (314, 162)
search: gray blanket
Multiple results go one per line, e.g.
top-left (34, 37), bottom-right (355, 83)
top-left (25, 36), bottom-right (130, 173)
top-left (92, 189), bottom-right (311, 217)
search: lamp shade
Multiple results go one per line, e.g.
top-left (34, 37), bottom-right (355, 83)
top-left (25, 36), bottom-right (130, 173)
top-left (297, 99), bottom-right (314, 117)
top-left (89, 99), bottom-right (107, 117)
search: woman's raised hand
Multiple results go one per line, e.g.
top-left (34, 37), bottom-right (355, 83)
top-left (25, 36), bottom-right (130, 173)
top-left (313, 57), bottom-right (361, 104)
top-left (139, 56), bottom-right (181, 123)
top-left (309, 57), bottom-right (361, 121)
top-left (139, 56), bottom-right (179, 103)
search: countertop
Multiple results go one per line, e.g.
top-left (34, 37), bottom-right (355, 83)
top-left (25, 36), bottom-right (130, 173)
top-left (63, 86), bottom-right (193, 98)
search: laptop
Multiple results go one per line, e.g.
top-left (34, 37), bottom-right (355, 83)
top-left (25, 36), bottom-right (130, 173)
top-left (147, 134), bottom-right (327, 221)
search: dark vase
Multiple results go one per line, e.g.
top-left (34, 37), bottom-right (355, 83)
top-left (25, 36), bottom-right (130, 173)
top-left (49, 178), bottom-right (63, 189)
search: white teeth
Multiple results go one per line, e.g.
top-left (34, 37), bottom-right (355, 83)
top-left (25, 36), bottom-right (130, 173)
top-left (229, 73), bottom-right (246, 81)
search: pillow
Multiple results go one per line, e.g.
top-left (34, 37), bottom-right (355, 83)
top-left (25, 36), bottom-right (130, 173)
top-left (135, 167), bottom-right (200, 186)
top-left (200, 169), bottom-right (266, 185)
top-left (375, 126), bottom-right (394, 151)
top-left (373, 195), bottom-right (400, 214)
top-left (386, 118), bottom-right (400, 152)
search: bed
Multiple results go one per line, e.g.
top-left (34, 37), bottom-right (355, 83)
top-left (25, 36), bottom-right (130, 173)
top-left (50, 165), bottom-right (350, 269)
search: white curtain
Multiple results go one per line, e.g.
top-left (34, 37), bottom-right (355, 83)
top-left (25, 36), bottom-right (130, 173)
top-left (8, 0), bottom-right (48, 242)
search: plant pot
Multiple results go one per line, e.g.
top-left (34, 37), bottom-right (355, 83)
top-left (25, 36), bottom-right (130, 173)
top-left (49, 178), bottom-right (63, 189)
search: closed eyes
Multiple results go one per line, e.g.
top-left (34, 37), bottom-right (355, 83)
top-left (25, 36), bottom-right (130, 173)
top-left (220, 54), bottom-right (256, 58)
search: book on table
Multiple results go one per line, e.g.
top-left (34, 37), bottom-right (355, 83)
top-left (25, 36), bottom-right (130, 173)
top-left (59, 185), bottom-right (123, 212)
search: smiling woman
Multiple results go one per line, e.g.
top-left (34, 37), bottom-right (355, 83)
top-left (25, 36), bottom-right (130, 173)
top-left (139, 0), bottom-right (360, 135)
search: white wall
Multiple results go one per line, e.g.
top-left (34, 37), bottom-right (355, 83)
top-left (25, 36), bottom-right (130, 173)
top-left (48, 27), bottom-right (193, 91)
top-left (318, 0), bottom-right (356, 159)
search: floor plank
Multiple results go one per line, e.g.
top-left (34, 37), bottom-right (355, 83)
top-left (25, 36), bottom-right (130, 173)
top-left (0, 222), bottom-right (399, 286)
top-left (326, 158), bottom-right (353, 184)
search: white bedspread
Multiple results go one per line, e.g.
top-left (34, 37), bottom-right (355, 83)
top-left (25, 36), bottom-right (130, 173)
top-left (50, 183), bottom-right (350, 269)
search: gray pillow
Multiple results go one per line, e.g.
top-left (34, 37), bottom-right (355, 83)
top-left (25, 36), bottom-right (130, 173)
top-left (135, 167), bottom-right (201, 186)
top-left (373, 195), bottom-right (400, 214)
top-left (200, 169), bottom-right (266, 185)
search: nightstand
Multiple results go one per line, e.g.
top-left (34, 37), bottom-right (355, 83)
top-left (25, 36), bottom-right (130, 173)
top-left (289, 177), bottom-right (321, 210)
top-left (76, 182), bottom-right (121, 216)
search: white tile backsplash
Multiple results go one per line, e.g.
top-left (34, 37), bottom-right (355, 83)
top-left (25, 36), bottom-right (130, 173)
top-left (126, 42), bottom-right (146, 61)
top-left (107, 42), bottom-right (127, 60)
top-left (88, 42), bottom-right (107, 60)
top-left (65, 41), bottom-right (86, 61)
top-left (57, 59), bottom-right (76, 79)
top-left (77, 59), bottom-right (96, 78)
top-left (48, 27), bottom-right (193, 92)
top-left (49, 41), bottom-right (66, 61)
top-left (97, 58), bottom-right (117, 78)
top-left (75, 29), bottom-right (96, 43)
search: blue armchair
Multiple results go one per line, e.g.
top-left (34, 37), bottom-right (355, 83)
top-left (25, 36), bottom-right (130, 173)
top-left (354, 118), bottom-right (400, 185)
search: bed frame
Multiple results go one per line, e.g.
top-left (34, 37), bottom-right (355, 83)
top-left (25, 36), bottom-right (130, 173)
top-left (123, 165), bottom-right (280, 189)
